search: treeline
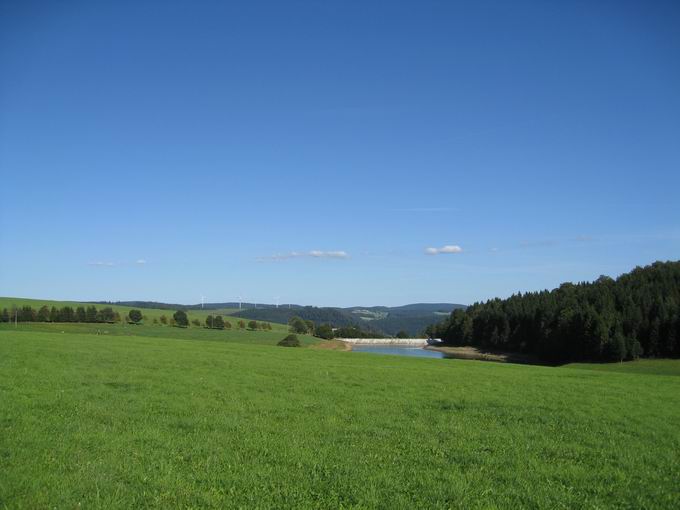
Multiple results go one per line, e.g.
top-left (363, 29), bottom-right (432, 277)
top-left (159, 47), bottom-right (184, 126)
top-left (1, 305), bottom-right (121, 323)
top-left (234, 306), bottom-right (357, 328)
top-left (200, 315), bottom-right (273, 331)
top-left (286, 315), bottom-right (386, 340)
top-left (427, 261), bottom-right (680, 363)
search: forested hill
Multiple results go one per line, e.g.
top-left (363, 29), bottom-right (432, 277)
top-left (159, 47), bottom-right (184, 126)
top-left (231, 303), bottom-right (465, 336)
top-left (428, 261), bottom-right (680, 363)
top-left (96, 300), bottom-right (465, 336)
top-left (232, 306), bottom-right (358, 328)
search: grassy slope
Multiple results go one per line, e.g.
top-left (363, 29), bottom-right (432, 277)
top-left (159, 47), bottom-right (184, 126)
top-left (0, 297), bottom-right (239, 322)
top-left (1, 330), bottom-right (679, 508)
top-left (0, 322), bottom-right (317, 347)
top-left (0, 297), bottom-right (307, 345)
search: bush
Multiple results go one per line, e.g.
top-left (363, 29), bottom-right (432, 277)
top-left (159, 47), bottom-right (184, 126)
top-left (288, 316), bottom-right (308, 334)
top-left (315, 323), bottom-right (334, 340)
top-left (248, 320), bottom-right (258, 330)
top-left (278, 334), bottom-right (301, 347)
top-left (173, 310), bottom-right (188, 327)
top-left (128, 309), bottom-right (143, 324)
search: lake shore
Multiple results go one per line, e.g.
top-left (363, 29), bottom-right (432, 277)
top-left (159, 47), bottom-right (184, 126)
top-left (311, 340), bottom-right (353, 351)
top-left (424, 345), bottom-right (542, 364)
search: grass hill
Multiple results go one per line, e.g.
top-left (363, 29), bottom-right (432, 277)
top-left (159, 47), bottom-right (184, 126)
top-left (1, 327), bottom-right (678, 507)
top-left (0, 297), bottom-right (315, 346)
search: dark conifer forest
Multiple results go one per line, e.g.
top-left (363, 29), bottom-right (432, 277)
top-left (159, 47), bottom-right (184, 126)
top-left (427, 261), bottom-right (680, 362)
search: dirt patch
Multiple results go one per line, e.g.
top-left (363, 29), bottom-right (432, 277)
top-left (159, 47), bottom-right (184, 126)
top-left (310, 340), bottom-right (352, 351)
top-left (425, 345), bottom-right (541, 364)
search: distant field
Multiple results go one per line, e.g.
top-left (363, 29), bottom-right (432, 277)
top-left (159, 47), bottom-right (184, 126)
top-left (0, 297), bottom-right (240, 322)
top-left (1, 328), bottom-right (678, 508)
top-left (0, 296), bottom-right (318, 346)
top-left (0, 321), bottom-right (318, 346)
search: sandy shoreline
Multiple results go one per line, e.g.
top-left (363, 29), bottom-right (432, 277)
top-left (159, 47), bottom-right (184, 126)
top-left (311, 340), bottom-right (353, 351)
top-left (424, 345), bottom-right (541, 364)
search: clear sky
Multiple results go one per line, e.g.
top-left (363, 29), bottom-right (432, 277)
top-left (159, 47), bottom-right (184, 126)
top-left (1, 0), bottom-right (679, 307)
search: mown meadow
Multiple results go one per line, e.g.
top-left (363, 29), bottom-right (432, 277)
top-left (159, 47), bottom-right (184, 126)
top-left (1, 324), bottom-right (679, 508)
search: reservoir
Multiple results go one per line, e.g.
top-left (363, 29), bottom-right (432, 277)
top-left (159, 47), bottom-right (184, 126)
top-left (351, 344), bottom-right (446, 359)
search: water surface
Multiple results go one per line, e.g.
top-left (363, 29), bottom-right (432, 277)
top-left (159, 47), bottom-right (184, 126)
top-left (351, 345), bottom-right (446, 358)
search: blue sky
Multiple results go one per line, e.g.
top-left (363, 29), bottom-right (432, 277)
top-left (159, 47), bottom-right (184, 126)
top-left (1, 0), bottom-right (679, 307)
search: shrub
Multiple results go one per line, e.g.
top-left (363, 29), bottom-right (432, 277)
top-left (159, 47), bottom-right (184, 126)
top-left (315, 324), bottom-right (334, 340)
top-left (128, 309), bottom-right (143, 324)
top-left (173, 310), bottom-right (188, 327)
top-left (278, 334), bottom-right (301, 347)
top-left (288, 316), bottom-right (308, 334)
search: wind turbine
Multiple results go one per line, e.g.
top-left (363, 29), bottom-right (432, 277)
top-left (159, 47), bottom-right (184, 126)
top-left (200, 295), bottom-right (205, 309)
top-left (274, 296), bottom-right (280, 308)
top-left (238, 295), bottom-right (243, 310)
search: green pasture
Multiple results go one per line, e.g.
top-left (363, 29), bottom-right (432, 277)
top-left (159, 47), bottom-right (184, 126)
top-left (1, 327), bottom-right (679, 508)
top-left (0, 297), bottom-right (240, 322)
top-left (0, 321), bottom-right (317, 346)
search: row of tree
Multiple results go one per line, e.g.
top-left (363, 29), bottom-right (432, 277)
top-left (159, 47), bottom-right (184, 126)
top-left (285, 315), bottom-right (389, 340)
top-left (203, 315), bottom-right (273, 331)
top-left (0, 306), bottom-right (275, 332)
top-left (426, 261), bottom-right (680, 362)
top-left (1, 305), bottom-right (121, 323)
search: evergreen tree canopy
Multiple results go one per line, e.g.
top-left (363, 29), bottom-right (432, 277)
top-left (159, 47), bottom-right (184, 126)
top-left (430, 261), bottom-right (680, 363)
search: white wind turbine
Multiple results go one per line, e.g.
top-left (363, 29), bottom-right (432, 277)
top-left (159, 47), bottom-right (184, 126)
top-left (274, 296), bottom-right (280, 308)
top-left (200, 295), bottom-right (206, 309)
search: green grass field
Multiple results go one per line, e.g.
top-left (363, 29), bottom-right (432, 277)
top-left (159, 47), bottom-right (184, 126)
top-left (1, 325), bottom-right (679, 508)
top-left (0, 296), bottom-right (316, 345)
top-left (0, 297), bottom-right (240, 323)
top-left (0, 322), bottom-right (318, 347)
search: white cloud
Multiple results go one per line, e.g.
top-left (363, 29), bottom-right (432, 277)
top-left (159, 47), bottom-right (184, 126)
top-left (87, 259), bottom-right (148, 267)
top-left (309, 250), bottom-right (348, 258)
top-left (425, 245), bottom-right (463, 255)
top-left (258, 250), bottom-right (349, 261)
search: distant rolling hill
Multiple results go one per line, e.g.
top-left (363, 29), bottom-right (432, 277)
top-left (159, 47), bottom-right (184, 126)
top-left (232, 302), bottom-right (467, 336)
top-left (90, 300), bottom-right (466, 336)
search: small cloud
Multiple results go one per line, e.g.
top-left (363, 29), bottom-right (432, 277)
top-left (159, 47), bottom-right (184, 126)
top-left (258, 250), bottom-right (349, 262)
top-left (490, 247), bottom-right (500, 252)
top-left (135, 259), bottom-right (147, 265)
top-left (87, 261), bottom-right (117, 267)
top-left (309, 250), bottom-right (348, 259)
top-left (425, 245), bottom-right (463, 255)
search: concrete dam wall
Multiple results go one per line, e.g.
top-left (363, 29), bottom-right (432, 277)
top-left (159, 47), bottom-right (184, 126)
top-left (339, 338), bottom-right (435, 346)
